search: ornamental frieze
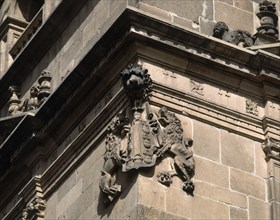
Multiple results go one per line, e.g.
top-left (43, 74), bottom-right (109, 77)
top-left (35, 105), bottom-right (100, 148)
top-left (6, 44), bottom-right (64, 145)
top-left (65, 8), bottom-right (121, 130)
top-left (99, 64), bottom-right (195, 206)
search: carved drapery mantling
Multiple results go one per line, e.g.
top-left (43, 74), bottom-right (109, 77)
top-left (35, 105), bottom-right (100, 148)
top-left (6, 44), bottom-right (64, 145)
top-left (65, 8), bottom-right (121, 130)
top-left (99, 64), bottom-right (195, 206)
top-left (262, 137), bottom-right (280, 161)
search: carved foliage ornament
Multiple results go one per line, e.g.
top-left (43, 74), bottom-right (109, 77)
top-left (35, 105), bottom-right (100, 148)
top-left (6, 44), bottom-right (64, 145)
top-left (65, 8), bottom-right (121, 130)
top-left (8, 70), bottom-right (52, 115)
top-left (21, 196), bottom-right (46, 220)
top-left (99, 64), bottom-right (195, 205)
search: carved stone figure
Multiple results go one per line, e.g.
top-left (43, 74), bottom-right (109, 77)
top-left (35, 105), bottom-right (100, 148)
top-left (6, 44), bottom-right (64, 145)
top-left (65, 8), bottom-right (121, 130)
top-left (213, 21), bottom-right (254, 47)
top-left (7, 70), bottom-right (51, 115)
top-left (157, 107), bottom-right (195, 194)
top-left (99, 64), bottom-right (195, 205)
top-left (20, 85), bottom-right (40, 112)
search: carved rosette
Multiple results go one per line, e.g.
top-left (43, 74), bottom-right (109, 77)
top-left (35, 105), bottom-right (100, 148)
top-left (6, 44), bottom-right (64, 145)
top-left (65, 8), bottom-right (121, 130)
top-left (262, 137), bottom-right (280, 161)
top-left (99, 64), bottom-right (195, 205)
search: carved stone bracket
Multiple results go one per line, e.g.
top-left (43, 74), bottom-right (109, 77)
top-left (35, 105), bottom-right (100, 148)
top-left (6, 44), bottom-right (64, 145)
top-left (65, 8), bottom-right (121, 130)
top-left (213, 21), bottom-right (254, 47)
top-left (7, 70), bottom-right (52, 115)
top-left (19, 176), bottom-right (46, 220)
top-left (99, 64), bottom-right (195, 206)
top-left (262, 137), bottom-right (280, 161)
top-left (21, 196), bottom-right (46, 220)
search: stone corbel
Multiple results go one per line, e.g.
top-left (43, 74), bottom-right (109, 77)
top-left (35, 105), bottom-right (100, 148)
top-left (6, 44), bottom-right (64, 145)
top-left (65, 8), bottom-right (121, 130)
top-left (99, 64), bottom-right (195, 206)
top-left (19, 176), bottom-right (46, 220)
top-left (262, 137), bottom-right (280, 161)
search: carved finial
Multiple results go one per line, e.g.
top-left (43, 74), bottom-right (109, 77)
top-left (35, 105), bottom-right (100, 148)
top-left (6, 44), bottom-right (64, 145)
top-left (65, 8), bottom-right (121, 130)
top-left (213, 21), bottom-right (254, 47)
top-left (38, 70), bottom-right (52, 105)
top-left (256, 0), bottom-right (278, 40)
top-left (8, 86), bottom-right (21, 115)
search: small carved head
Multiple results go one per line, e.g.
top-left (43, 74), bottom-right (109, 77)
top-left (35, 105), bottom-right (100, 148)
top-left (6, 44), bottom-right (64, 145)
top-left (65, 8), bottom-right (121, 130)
top-left (213, 22), bottom-right (229, 38)
top-left (120, 64), bottom-right (152, 100)
top-left (30, 85), bottom-right (40, 97)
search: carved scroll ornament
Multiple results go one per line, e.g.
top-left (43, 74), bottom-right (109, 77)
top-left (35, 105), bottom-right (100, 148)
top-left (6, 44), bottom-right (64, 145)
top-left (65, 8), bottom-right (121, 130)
top-left (99, 64), bottom-right (195, 206)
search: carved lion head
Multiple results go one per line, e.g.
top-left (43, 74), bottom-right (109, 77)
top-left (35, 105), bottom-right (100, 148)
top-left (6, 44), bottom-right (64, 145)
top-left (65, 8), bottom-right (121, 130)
top-left (120, 64), bottom-right (152, 101)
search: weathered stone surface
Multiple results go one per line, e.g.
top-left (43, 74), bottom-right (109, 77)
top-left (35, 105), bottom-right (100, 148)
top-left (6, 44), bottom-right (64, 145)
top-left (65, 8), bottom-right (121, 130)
top-left (195, 181), bottom-right (247, 208)
top-left (221, 130), bottom-right (254, 173)
top-left (248, 197), bottom-right (269, 219)
top-left (138, 176), bottom-right (166, 211)
top-left (268, 178), bottom-right (280, 203)
top-left (56, 179), bottom-right (83, 218)
top-left (195, 156), bottom-right (229, 188)
top-left (230, 206), bottom-right (248, 219)
top-left (215, 0), bottom-right (233, 5)
top-left (66, 185), bottom-right (94, 220)
top-left (140, 0), bottom-right (214, 22)
top-left (138, 3), bottom-right (172, 22)
top-left (199, 17), bottom-right (217, 36)
top-left (234, 0), bottom-right (253, 12)
top-left (193, 120), bottom-right (220, 162)
top-left (44, 192), bottom-right (58, 220)
top-left (172, 15), bottom-right (199, 31)
top-left (57, 171), bottom-right (77, 202)
top-left (214, 1), bottom-right (254, 33)
top-left (166, 188), bottom-right (229, 219)
top-left (137, 204), bottom-right (186, 219)
top-left (230, 168), bottom-right (266, 200)
top-left (255, 142), bottom-right (268, 177)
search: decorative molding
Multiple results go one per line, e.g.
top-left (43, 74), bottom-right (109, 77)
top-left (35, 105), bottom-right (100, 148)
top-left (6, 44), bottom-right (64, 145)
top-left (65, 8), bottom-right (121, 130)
top-left (213, 21), bottom-right (254, 47)
top-left (246, 99), bottom-right (259, 116)
top-left (190, 80), bottom-right (204, 96)
top-left (262, 137), bottom-right (280, 161)
top-left (99, 64), bottom-right (195, 206)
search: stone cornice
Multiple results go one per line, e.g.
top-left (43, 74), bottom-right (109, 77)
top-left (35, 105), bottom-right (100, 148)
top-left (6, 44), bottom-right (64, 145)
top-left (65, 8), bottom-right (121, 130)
top-left (0, 7), bottom-right (280, 213)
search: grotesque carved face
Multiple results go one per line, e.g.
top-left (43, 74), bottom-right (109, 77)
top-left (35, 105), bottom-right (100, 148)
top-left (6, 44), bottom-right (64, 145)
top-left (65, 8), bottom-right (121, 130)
top-left (213, 22), bottom-right (229, 38)
top-left (120, 64), bottom-right (152, 101)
